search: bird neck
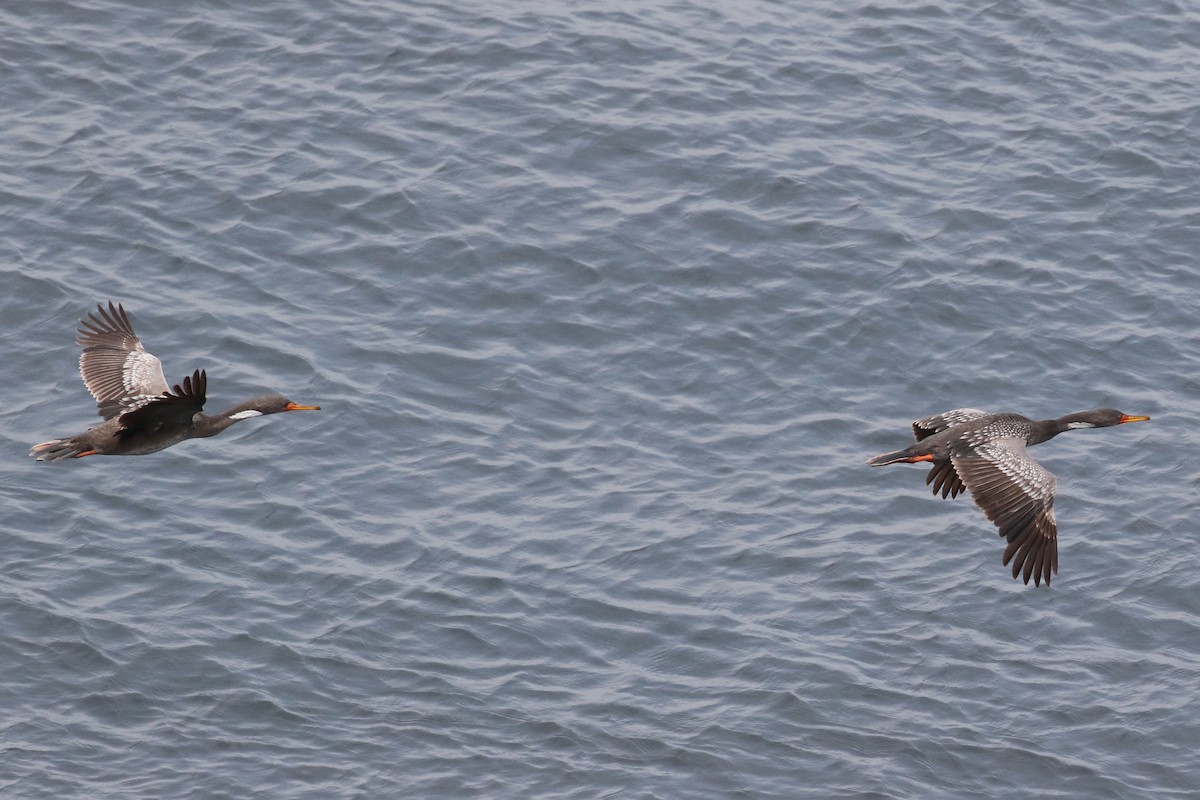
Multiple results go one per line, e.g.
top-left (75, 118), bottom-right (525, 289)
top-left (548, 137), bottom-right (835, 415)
top-left (1033, 411), bottom-right (1104, 445)
top-left (1029, 418), bottom-right (1071, 446)
top-left (191, 412), bottom-right (239, 439)
top-left (192, 403), bottom-right (266, 438)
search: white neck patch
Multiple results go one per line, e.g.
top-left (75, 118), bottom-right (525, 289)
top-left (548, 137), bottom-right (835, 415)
top-left (1065, 421), bottom-right (1095, 429)
top-left (230, 409), bottom-right (264, 420)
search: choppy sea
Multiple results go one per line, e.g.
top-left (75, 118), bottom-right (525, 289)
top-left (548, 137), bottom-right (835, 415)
top-left (3, 1), bottom-right (1199, 797)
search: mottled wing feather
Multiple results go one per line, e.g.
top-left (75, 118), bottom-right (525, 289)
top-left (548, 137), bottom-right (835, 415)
top-left (77, 301), bottom-right (170, 419)
top-left (912, 408), bottom-right (991, 441)
top-left (951, 439), bottom-right (1058, 587)
top-left (115, 369), bottom-right (207, 439)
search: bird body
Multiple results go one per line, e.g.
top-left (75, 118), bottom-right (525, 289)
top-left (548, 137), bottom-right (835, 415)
top-left (31, 302), bottom-right (320, 461)
top-left (867, 408), bottom-right (1149, 586)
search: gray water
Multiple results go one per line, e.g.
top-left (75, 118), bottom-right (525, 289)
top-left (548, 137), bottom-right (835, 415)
top-left (3, 1), bottom-right (1199, 798)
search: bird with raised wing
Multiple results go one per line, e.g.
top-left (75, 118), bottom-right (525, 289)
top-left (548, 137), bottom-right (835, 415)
top-left (867, 408), bottom-right (1149, 586)
top-left (31, 302), bottom-right (320, 461)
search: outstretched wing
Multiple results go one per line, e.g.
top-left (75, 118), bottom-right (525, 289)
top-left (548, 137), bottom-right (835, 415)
top-left (951, 439), bottom-right (1058, 587)
top-left (115, 369), bottom-right (207, 439)
top-left (912, 408), bottom-right (991, 441)
top-left (76, 301), bottom-right (171, 420)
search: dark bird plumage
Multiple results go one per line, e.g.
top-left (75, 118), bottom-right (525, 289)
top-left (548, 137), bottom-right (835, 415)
top-left (31, 302), bottom-right (320, 461)
top-left (867, 408), bottom-right (1149, 586)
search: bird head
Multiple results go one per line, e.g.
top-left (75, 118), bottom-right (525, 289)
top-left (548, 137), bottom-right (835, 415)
top-left (1063, 409), bottom-right (1150, 429)
top-left (226, 395), bottom-right (321, 420)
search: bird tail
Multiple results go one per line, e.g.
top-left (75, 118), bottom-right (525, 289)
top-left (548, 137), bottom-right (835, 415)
top-left (866, 448), bottom-right (921, 466)
top-left (30, 438), bottom-right (89, 461)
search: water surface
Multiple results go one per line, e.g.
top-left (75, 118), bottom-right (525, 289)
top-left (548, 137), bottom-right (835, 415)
top-left (2, 1), bottom-right (1198, 798)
